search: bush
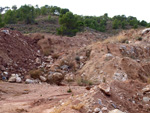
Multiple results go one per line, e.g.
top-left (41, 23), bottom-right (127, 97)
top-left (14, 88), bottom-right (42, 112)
top-left (0, 14), bottom-right (4, 28)
top-left (29, 69), bottom-right (42, 79)
top-left (57, 12), bottom-right (79, 36)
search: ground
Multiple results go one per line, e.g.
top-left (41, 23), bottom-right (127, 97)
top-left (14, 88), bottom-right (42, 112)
top-left (0, 82), bottom-right (86, 113)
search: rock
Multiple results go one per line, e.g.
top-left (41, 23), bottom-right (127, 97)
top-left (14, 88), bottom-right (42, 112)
top-left (141, 28), bottom-right (150, 35)
top-left (108, 109), bottom-right (125, 113)
top-left (105, 53), bottom-right (113, 60)
top-left (35, 57), bottom-right (41, 64)
top-left (98, 83), bottom-right (111, 96)
top-left (47, 72), bottom-right (64, 85)
top-left (142, 85), bottom-right (150, 94)
top-left (25, 79), bottom-right (34, 84)
top-left (94, 108), bottom-right (101, 113)
top-left (60, 65), bottom-right (69, 70)
top-left (143, 97), bottom-right (150, 103)
top-left (16, 77), bottom-right (22, 83)
top-left (114, 72), bottom-right (127, 81)
top-left (2, 76), bottom-right (7, 81)
top-left (8, 76), bottom-right (16, 82)
top-left (1, 30), bottom-right (10, 34)
top-left (3, 72), bottom-right (8, 75)
top-left (101, 107), bottom-right (107, 111)
top-left (0, 65), bottom-right (5, 71)
top-left (39, 76), bottom-right (47, 82)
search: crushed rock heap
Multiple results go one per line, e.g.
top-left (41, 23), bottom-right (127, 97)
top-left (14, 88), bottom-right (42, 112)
top-left (0, 29), bottom-right (39, 80)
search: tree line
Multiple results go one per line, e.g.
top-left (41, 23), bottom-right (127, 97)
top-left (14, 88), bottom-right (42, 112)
top-left (0, 5), bottom-right (150, 36)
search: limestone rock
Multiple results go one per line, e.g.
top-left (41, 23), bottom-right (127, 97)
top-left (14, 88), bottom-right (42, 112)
top-left (143, 97), bottom-right (150, 103)
top-left (98, 83), bottom-right (111, 96)
top-left (105, 53), bottom-right (113, 60)
top-left (47, 72), bottom-right (64, 85)
top-left (25, 79), bottom-right (34, 84)
top-left (94, 108), bottom-right (101, 113)
top-left (39, 76), bottom-right (47, 82)
top-left (16, 77), bottom-right (22, 83)
top-left (108, 109), bottom-right (125, 113)
top-left (8, 76), bottom-right (16, 82)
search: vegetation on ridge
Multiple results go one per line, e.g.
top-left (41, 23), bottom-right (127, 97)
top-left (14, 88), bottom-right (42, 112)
top-left (0, 5), bottom-right (150, 36)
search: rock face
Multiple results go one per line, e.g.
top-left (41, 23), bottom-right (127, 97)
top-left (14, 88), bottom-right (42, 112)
top-left (108, 109), bottom-right (125, 113)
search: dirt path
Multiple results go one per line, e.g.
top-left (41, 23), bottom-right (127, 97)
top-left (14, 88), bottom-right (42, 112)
top-left (0, 82), bottom-right (86, 113)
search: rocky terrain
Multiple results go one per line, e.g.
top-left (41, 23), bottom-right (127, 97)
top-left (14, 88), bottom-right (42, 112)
top-left (0, 28), bottom-right (150, 113)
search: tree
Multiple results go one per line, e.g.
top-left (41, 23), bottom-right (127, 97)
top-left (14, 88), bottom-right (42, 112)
top-left (4, 10), bottom-right (16, 24)
top-left (41, 6), bottom-right (47, 15)
top-left (12, 5), bottom-right (17, 10)
top-left (5, 6), bottom-right (10, 12)
top-left (0, 14), bottom-right (5, 28)
top-left (57, 12), bottom-right (79, 36)
top-left (60, 8), bottom-right (69, 16)
top-left (16, 5), bottom-right (35, 24)
top-left (0, 7), bottom-right (5, 14)
top-left (140, 20), bottom-right (147, 26)
top-left (112, 19), bottom-right (119, 29)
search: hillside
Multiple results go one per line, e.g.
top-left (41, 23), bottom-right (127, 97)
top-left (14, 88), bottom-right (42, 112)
top-left (0, 5), bottom-right (149, 36)
top-left (0, 4), bottom-right (150, 113)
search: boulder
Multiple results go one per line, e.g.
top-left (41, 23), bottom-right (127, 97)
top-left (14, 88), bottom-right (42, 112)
top-left (142, 85), bottom-right (150, 94)
top-left (47, 72), bottom-right (64, 85)
top-left (143, 97), bottom-right (150, 103)
top-left (141, 28), bottom-right (150, 35)
top-left (8, 76), bottom-right (16, 82)
top-left (25, 79), bottom-right (34, 84)
top-left (39, 76), bottom-right (47, 82)
top-left (105, 53), bottom-right (113, 60)
top-left (108, 109), bottom-right (125, 113)
top-left (98, 83), bottom-right (111, 96)
top-left (94, 108), bottom-right (101, 113)
top-left (16, 77), bottom-right (22, 83)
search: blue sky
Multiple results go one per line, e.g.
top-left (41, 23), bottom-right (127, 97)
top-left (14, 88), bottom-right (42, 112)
top-left (0, 0), bottom-right (150, 22)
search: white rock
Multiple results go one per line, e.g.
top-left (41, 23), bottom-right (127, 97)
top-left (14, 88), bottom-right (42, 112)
top-left (143, 97), bottom-right (150, 103)
top-left (35, 57), bottom-right (41, 64)
top-left (16, 77), bottom-right (22, 83)
top-left (94, 108), bottom-right (101, 113)
top-left (108, 109), bottom-right (125, 113)
top-left (141, 28), bottom-right (150, 35)
top-left (8, 76), bottom-right (16, 82)
top-left (105, 53), bottom-right (113, 60)
top-left (114, 72), bottom-right (127, 81)
top-left (4, 72), bottom-right (8, 75)
top-left (39, 76), bottom-right (47, 82)
top-left (101, 107), bottom-right (107, 111)
top-left (25, 79), bottom-right (34, 84)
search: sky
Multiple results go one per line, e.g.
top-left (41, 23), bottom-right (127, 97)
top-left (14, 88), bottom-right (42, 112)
top-left (0, 0), bottom-right (150, 22)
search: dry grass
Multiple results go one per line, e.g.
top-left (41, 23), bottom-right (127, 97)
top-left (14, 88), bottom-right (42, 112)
top-left (103, 34), bottom-right (128, 44)
top-left (50, 100), bottom-right (71, 113)
top-left (76, 76), bottom-right (93, 86)
top-left (71, 103), bottom-right (84, 110)
top-left (29, 69), bottom-right (42, 79)
top-left (103, 29), bottom-right (142, 44)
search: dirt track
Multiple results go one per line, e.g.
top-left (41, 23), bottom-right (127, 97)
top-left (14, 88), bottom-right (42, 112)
top-left (0, 82), bottom-right (86, 113)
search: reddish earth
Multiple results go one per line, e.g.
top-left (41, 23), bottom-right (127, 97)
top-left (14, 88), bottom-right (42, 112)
top-left (0, 28), bottom-right (150, 113)
top-left (0, 82), bottom-right (86, 113)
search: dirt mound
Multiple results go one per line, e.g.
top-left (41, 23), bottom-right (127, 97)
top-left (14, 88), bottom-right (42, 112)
top-left (59, 80), bottom-right (149, 113)
top-left (0, 29), bottom-right (38, 78)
